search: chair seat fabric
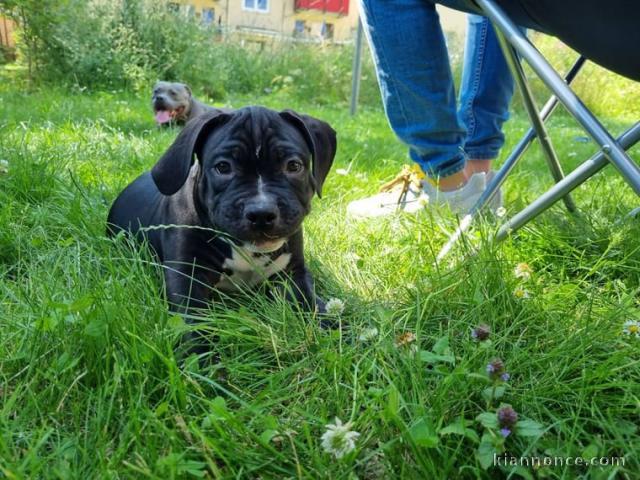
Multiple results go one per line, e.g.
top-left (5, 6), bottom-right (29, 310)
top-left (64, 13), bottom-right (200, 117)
top-left (439, 0), bottom-right (640, 81)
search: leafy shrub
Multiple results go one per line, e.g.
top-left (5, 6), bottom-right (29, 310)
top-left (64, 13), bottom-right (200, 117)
top-left (3, 0), bottom-right (380, 106)
top-left (0, 43), bottom-right (15, 64)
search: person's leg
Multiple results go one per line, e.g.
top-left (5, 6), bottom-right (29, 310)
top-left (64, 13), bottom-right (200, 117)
top-left (358, 0), bottom-right (467, 181)
top-left (348, 1), bottom-right (508, 217)
top-left (458, 14), bottom-right (516, 175)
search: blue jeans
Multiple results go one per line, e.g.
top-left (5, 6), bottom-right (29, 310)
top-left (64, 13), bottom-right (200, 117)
top-left (359, 0), bottom-right (515, 178)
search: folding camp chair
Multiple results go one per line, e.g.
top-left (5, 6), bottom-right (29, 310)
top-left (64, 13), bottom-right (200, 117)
top-left (436, 0), bottom-right (640, 260)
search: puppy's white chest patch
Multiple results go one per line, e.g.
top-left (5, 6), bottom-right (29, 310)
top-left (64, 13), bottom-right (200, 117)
top-left (215, 244), bottom-right (291, 292)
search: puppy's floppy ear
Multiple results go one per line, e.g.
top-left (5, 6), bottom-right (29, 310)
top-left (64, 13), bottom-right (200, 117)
top-left (181, 83), bottom-right (192, 97)
top-left (151, 109), bottom-right (230, 195)
top-left (279, 110), bottom-right (337, 198)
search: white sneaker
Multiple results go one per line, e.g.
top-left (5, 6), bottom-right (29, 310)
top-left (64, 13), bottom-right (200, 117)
top-left (346, 165), bottom-right (429, 218)
top-left (421, 172), bottom-right (489, 214)
top-left (346, 167), bottom-right (503, 219)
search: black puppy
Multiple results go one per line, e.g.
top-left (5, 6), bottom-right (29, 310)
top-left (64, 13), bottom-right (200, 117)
top-left (107, 107), bottom-right (336, 351)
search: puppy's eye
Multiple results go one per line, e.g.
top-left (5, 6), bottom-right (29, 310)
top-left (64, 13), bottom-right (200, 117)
top-left (286, 160), bottom-right (304, 173)
top-left (169, 89), bottom-right (177, 96)
top-left (214, 161), bottom-right (232, 175)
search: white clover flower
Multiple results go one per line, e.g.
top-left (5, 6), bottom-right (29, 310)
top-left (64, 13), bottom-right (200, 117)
top-left (417, 193), bottom-right (430, 208)
top-left (358, 327), bottom-right (379, 342)
top-left (622, 320), bottom-right (640, 338)
top-left (336, 168), bottom-right (349, 176)
top-left (513, 285), bottom-right (531, 299)
top-left (514, 262), bottom-right (532, 281)
top-left (495, 206), bottom-right (507, 218)
top-left (321, 417), bottom-right (360, 459)
top-left (325, 298), bottom-right (345, 316)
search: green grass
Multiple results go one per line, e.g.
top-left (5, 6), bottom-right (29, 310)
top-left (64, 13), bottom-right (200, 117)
top-left (1, 73), bottom-right (640, 480)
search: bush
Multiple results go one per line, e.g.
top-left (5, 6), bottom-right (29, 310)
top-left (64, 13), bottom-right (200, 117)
top-left (3, 0), bottom-right (381, 107)
top-left (0, 44), bottom-right (14, 64)
top-left (19, 0), bottom-right (213, 91)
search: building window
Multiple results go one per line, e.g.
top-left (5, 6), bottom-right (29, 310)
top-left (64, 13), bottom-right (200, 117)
top-left (294, 19), bottom-right (306, 36)
top-left (321, 21), bottom-right (334, 39)
top-left (243, 0), bottom-right (268, 13)
top-left (202, 8), bottom-right (215, 26)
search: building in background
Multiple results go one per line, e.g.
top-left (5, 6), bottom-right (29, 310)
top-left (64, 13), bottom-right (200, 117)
top-left (173, 0), bottom-right (359, 43)
top-left (172, 1), bottom-right (466, 45)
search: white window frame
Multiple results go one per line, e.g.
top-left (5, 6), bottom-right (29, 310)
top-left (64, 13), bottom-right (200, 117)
top-left (242, 0), bottom-right (269, 13)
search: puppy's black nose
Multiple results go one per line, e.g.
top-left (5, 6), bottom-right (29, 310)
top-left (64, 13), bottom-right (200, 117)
top-left (245, 206), bottom-right (278, 230)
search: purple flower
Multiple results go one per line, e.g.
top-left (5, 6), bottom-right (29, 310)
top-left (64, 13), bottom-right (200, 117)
top-left (500, 428), bottom-right (511, 438)
top-left (501, 373), bottom-right (511, 382)
top-left (486, 358), bottom-right (505, 380)
top-left (497, 406), bottom-right (519, 428)
top-left (471, 324), bottom-right (491, 341)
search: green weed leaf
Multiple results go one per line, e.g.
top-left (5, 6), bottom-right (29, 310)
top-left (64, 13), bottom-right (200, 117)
top-left (476, 412), bottom-right (499, 429)
top-left (409, 418), bottom-right (439, 448)
top-left (84, 318), bottom-right (106, 338)
top-left (477, 433), bottom-right (499, 470)
top-left (515, 419), bottom-right (544, 437)
top-left (439, 418), bottom-right (480, 444)
top-left (482, 385), bottom-right (506, 401)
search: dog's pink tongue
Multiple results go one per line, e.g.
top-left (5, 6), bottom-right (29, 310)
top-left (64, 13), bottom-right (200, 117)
top-left (155, 110), bottom-right (171, 124)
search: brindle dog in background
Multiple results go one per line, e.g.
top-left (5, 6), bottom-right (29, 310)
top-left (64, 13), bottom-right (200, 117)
top-left (151, 81), bottom-right (216, 126)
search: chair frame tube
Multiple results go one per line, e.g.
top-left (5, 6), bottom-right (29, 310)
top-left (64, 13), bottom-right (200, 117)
top-left (496, 122), bottom-right (640, 240)
top-left (476, 0), bottom-right (640, 194)
top-left (494, 33), bottom-right (577, 212)
top-left (437, 0), bottom-right (640, 260)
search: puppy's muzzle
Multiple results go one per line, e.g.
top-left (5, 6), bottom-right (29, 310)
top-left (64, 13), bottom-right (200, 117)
top-left (244, 201), bottom-right (279, 232)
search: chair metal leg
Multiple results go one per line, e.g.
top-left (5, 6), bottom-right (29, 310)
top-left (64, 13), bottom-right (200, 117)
top-left (476, 56), bottom-right (587, 214)
top-left (496, 122), bottom-right (640, 240)
top-left (436, 57), bottom-right (586, 261)
top-left (495, 35), bottom-right (577, 212)
top-left (438, 122), bottom-right (640, 261)
top-left (476, 0), bottom-right (640, 196)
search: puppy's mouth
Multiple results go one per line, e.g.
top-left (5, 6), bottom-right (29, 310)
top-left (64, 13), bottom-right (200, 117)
top-left (154, 106), bottom-right (185, 124)
top-left (243, 238), bottom-right (286, 254)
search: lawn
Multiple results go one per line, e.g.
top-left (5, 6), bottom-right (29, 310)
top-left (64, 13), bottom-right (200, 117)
top-left (1, 74), bottom-right (640, 479)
